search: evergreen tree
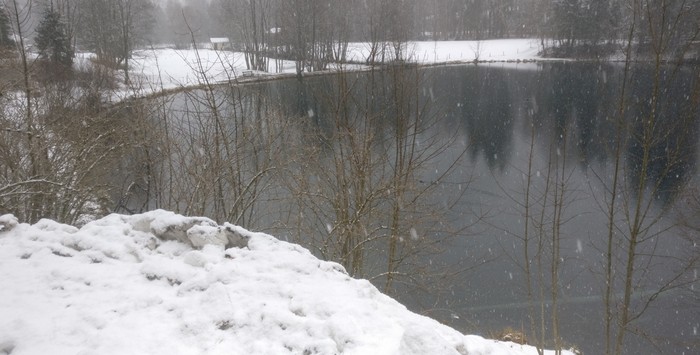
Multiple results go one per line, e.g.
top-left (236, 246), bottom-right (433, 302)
top-left (35, 8), bottom-right (73, 67)
top-left (0, 5), bottom-right (14, 49)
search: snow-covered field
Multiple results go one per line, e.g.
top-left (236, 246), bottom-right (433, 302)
top-left (0, 211), bottom-right (572, 355)
top-left (346, 39), bottom-right (541, 63)
top-left (119, 39), bottom-right (542, 96)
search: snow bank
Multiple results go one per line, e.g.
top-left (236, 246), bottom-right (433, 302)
top-left (0, 210), bottom-right (569, 355)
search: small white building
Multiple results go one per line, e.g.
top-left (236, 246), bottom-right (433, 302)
top-left (210, 37), bottom-right (230, 51)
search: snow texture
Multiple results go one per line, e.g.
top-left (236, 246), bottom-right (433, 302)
top-left (0, 210), bottom-right (570, 355)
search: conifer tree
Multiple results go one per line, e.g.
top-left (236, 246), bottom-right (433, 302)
top-left (0, 5), bottom-right (14, 49)
top-left (35, 8), bottom-right (73, 67)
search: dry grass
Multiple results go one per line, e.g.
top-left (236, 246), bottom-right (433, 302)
top-left (490, 326), bottom-right (528, 345)
top-left (488, 326), bottom-right (584, 354)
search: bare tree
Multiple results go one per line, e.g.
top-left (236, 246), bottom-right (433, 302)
top-left (272, 62), bottom-right (474, 302)
top-left (76, 0), bottom-right (153, 84)
top-left (595, 1), bottom-right (700, 353)
top-left (2, 0), bottom-right (44, 221)
top-left (116, 23), bottom-right (288, 227)
top-left (155, 0), bottom-right (213, 49)
top-left (362, 0), bottom-right (412, 64)
top-left (214, 0), bottom-right (272, 72)
top-left (1, 0), bottom-right (139, 224)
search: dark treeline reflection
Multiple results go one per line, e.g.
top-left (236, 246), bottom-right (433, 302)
top-left (134, 63), bottom-right (698, 354)
top-left (450, 63), bottom-right (698, 205)
top-left (263, 63), bottom-right (698, 206)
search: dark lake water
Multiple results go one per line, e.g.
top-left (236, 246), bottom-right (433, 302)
top-left (144, 62), bottom-right (700, 354)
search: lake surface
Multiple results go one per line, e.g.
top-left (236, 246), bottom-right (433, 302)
top-left (143, 62), bottom-right (699, 354)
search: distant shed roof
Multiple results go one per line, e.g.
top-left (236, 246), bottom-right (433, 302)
top-left (210, 37), bottom-right (230, 43)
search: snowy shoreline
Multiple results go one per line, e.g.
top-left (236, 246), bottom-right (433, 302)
top-left (114, 37), bottom-right (664, 102)
top-left (112, 39), bottom-right (546, 100)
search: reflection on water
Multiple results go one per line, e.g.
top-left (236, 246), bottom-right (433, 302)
top-left (149, 62), bottom-right (699, 354)
top-left (435, 63), bottom-right (698, 205)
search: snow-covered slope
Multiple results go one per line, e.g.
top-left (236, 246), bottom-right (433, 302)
top-left (0, 211), bottom-right (567, 355)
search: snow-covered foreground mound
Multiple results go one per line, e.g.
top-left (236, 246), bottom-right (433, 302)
top-left (0, 211), bottom-right (568, 355)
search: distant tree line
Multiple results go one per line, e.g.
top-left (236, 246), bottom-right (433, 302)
top-left (2, 0), bottom-right (698, 72)
top-left (155, 0), bottom-right (551, 43)
top-left (149, 0), bottom-right (699, 67)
